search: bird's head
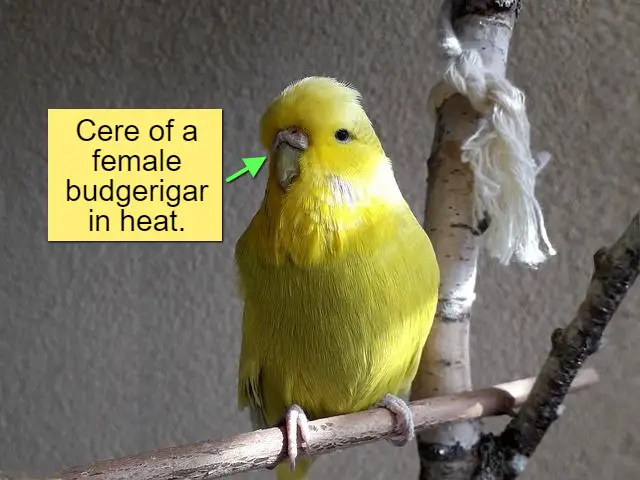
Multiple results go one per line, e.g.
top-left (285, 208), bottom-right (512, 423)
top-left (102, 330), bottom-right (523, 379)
top-left (259, 76), bottom-right (391, 198)
top-left (255, 77), bottom-right (407, 264)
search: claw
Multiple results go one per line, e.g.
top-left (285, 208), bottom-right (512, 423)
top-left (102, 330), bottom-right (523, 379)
top-left (376, 393), bottom-right (414, 446)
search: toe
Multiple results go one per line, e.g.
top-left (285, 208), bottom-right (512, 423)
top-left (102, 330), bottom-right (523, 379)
top-left (388, 434), bottom-right (411, 447)
top-left (296, 409), bottom-right (310, 448)
top-left (378, 394), bottom-right (415, 446)
top-left (285, 407), bottom-right (300, 470)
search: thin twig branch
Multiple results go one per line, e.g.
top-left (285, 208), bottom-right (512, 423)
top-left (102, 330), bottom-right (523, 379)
top-left (477, 213), bottom-right (640, 479)
top-left (21, 371), bottom-right (596, 480)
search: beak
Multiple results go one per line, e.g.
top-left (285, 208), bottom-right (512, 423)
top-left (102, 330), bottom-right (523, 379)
top-left (272, 127), bottom-right (308, 189)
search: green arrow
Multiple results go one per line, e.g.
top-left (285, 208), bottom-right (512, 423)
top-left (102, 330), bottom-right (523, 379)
top-left (225, 156), bottom-right (267, 183)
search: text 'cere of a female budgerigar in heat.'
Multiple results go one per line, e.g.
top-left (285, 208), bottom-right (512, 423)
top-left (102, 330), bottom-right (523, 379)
top-left (47, 109), bottom-right (223, 242)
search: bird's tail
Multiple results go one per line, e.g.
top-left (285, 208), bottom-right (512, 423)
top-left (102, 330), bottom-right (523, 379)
top-left (275, 458), bottom-right (313, 480)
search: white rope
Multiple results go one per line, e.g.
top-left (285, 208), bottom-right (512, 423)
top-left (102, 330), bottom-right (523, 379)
top-left (429, 0), bottom-right (556, 267)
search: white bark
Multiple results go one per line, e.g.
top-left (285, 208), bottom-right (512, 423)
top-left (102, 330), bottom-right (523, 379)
top-left (412, 1), bottom-right (519, 478)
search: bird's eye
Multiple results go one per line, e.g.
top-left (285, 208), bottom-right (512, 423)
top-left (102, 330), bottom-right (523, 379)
top-left (334, 129), bottom-right (350, 143)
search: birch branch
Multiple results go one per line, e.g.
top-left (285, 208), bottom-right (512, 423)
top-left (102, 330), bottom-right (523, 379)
top-left (6, 372), bottom-right (597, 480)
top-left (412, 1), bottom-right (523, 478)
top-left (476, 213), bottom-right (640, 479)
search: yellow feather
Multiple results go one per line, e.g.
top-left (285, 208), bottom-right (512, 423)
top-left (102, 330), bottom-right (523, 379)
top-left (236, 76), bottom-right (439, 480)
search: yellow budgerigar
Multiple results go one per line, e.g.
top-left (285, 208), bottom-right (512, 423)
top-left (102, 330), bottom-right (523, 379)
top-left (236, 76), bottom-right (439, 480)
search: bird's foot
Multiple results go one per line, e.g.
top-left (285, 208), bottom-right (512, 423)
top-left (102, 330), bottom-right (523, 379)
top-left (271, 404), bottom-right (311, 471)
top-left (376, 393), bottom-right (414, 447)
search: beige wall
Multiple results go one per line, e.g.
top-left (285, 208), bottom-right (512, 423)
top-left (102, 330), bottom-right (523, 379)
top-left (1, 1), bottom-right (638, 479)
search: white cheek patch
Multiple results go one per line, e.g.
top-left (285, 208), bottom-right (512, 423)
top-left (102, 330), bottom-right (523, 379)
top-left (326, 175), bottom-right (359, 206)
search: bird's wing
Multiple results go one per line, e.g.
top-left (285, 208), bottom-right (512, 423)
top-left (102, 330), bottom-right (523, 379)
top-left (237, 309), bottom-right (269, 430)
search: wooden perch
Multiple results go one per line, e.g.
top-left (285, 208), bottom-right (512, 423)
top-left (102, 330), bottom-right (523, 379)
top-left (476, 213), bottom-right (640, 479)
top-left (28, 370), bottom-right (597, 480)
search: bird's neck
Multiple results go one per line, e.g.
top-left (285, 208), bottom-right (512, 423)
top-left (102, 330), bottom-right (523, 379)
top-left (258, 173), bottom-right (408, 266)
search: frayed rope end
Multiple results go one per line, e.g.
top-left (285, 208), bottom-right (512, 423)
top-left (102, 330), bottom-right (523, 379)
top-left (430, 0), bottom-right (557, 268)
